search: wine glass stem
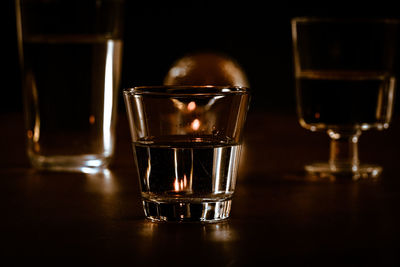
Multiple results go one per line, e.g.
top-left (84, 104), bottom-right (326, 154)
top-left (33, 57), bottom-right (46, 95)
top-left (328, 129), bottom-right (361, 171)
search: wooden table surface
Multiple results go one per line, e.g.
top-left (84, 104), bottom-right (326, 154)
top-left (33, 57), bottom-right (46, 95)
top-left (1, 111), bottom-right (400, 266)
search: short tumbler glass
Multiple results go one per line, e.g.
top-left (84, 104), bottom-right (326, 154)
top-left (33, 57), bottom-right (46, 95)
top-left (123, 86), bottom-right (250, 222)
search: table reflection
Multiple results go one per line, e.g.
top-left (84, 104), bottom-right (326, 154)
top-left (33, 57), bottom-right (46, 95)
top-left (138, 221), bottom-right (237, 242)
top-left (135, 221), bottom-right (238, 265)
top-left (201, 222), bottom-right (238, 242)
top-left (84, 169), bottom-right (119, 195)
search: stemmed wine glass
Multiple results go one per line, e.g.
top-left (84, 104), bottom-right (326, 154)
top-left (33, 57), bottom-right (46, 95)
top-left (291, 17), bottom-right (399, 179)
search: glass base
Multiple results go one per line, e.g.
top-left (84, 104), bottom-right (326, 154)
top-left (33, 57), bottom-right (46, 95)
top-left (142, 199), bottom-right (232, 223)
top-left (305, 163), bottom-right (382, 180)
top-left (29, 154), bottom-right (111, 173)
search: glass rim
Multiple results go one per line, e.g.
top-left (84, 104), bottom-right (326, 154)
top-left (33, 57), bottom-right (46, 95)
top-left (291, 16), bottom-right (400, 25)
top-left (123, 85), bottom-right (250, 96)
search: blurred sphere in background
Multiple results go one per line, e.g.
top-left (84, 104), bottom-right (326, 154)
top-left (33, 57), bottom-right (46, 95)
top-left (164, 52), bottom-right (249, 87)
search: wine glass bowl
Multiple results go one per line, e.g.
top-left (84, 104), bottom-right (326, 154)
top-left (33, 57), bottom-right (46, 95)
top-left (291, 18), bottom-right (399, 180)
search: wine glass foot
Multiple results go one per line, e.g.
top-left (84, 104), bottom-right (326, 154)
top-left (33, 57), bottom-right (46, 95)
top-left (305, 163), bottom-right (382, 181)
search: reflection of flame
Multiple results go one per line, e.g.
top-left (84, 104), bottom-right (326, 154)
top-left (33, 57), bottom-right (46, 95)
top-left (89, 115), bottom-right (95, 124)
top-left (174, 174), bottom-right (188, 192)
top-left (191, 119), bottom-right (200, 131)
top-left (187, 101), bottom-right (196, 111)
top-left (174, 178), bottom-right (179, 191)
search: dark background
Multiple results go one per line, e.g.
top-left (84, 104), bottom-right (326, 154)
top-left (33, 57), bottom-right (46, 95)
top-left (4, 1), bottom-right (400, 115)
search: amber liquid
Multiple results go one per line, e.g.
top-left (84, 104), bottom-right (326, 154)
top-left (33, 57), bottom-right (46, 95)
top-left (296, 70), bottom-right (395, 131)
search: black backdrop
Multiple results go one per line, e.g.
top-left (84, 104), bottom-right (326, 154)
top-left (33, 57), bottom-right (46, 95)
top-left (4, 1), bottom-right (400, 116)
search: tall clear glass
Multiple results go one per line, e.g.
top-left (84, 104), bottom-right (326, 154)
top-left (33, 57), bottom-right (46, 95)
top-left (292, 18), bottom-right (399, 180)
top-left (124, 86), bottom-right (250, 222)
top-left (16, 0), bottom-right (124, 172)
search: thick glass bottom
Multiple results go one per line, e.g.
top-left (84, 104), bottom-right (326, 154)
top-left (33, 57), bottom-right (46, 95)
top-left (305, 162), bottom-right (382, 180)
top-left (142, 198), bottom-right (232, 223)
top-left (29, 154), bottom-right (111, 173)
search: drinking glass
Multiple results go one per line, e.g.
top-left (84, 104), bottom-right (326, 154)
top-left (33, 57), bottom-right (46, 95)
top-left (15, 0), bottom-right (124, 172)
top-left (291, 18), bottom-right (399, 179)
top-left (123, 86), bottom-right (250, 222)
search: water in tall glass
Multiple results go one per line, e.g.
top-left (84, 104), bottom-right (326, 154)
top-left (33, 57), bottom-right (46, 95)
top-left (23, 34), bottom-right (123, 171)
